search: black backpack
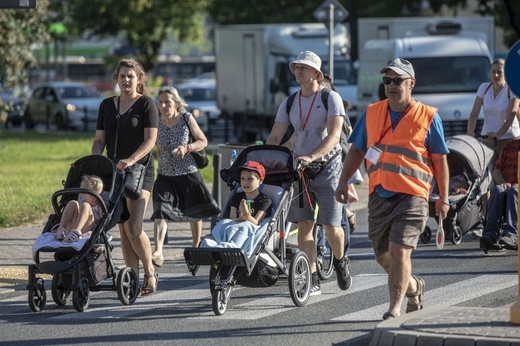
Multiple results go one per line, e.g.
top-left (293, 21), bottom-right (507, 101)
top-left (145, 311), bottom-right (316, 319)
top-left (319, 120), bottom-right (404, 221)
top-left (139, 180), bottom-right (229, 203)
top-left (284, 88), bottom-right (351, 160)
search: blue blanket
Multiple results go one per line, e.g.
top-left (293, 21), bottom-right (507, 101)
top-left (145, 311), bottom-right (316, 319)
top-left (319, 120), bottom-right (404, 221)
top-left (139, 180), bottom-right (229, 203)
top-left (200, 218), bottom-right (270, 257)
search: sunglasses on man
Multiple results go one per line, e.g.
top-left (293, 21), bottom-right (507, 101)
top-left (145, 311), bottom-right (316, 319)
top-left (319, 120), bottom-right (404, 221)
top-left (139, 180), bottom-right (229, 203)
top-left (382, 76), bottom-right (412, 86)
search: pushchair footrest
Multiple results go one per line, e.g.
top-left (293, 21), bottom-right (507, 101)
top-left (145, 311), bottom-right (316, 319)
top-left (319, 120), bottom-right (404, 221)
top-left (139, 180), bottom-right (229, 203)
top-left (184, 248), bottom-right (248, 267)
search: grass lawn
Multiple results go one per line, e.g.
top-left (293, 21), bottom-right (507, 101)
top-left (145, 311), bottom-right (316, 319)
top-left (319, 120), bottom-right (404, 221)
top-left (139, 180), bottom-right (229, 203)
top-left (0, 130), bottom-right (214, 228)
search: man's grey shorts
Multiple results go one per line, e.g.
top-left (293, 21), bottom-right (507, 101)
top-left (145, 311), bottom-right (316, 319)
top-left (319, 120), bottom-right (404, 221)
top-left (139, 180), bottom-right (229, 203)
top-left (288, 157), bottom-right (342, 227)
top-left (368, 193), bottom-right (428, 256)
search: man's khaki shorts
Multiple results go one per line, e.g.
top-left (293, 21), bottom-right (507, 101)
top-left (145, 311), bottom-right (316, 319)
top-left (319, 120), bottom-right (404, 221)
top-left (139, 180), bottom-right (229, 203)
top-left (368, 193), bottom-right (428, 256)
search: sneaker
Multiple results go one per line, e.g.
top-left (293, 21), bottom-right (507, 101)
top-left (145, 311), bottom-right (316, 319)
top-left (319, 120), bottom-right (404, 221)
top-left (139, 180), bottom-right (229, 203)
top-left (498, 235), bottom-right (518, 250)
top-left (310, 280), bottom-right (321, 296)
top-left (334, 256), bottom-right (352, 291)
top-left (479, 233), bottom-right (496, 248)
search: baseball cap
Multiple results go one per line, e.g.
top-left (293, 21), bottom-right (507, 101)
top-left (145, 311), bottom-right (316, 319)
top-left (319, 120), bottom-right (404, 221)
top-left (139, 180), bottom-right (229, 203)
top-left (239, 161), bottom-right (266, 180)
top-left (380, 58), bottom-right (415, 78)
top-left (289, 51), bottom-right (324, 81)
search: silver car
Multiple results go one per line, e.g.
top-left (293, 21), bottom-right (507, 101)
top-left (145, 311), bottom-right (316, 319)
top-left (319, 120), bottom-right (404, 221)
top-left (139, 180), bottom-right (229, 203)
top-left (177, 80), bottom-right (221, 132)
top-left (24, 81), bottom-right (104, 130)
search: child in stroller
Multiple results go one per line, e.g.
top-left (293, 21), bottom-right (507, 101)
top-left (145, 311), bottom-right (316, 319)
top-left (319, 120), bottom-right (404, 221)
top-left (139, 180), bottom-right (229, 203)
top-left (28, 155), bottom-right (140, 313)
top-left (200, 161), bottom-right (272, 252)
top-left (184, 145), bottom-right (313, 315)
top-left (53, 174), bottom-right (105, 242)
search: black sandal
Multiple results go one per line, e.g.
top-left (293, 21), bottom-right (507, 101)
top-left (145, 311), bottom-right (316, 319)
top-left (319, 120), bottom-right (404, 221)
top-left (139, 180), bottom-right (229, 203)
top-left (383, 311), bottom-right (396, 320)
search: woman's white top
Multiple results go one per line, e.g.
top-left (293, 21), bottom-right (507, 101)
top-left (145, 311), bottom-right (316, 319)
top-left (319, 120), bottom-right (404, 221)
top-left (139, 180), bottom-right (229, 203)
top-left (478, 82), bottom-right (520, 139)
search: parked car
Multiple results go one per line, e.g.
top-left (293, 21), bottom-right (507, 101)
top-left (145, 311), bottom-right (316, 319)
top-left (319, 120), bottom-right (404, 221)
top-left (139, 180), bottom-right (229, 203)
top-left (177, 80), bottom-right (221, 128)
top-left (24, 81), bottom-right (104, 130)
top-left (0, 88), bottom-right (26, 128)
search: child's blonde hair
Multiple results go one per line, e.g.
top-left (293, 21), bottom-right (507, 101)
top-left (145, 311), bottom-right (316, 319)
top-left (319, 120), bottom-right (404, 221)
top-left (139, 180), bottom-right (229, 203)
top-left (81, 175), bottom-right (104, 193)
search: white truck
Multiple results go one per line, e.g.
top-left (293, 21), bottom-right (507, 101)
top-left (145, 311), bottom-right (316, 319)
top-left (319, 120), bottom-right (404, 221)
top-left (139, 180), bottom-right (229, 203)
top-left (356, 17), bottom-right (495, 137)
top-left (215, 23), bottom-right (358, 142)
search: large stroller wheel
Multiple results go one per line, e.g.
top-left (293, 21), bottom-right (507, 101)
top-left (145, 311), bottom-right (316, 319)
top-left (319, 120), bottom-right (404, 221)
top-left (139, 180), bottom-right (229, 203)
top-left (72, 278), bottom-right (90, 312)
top-left (116, 267), bottom-right (139, 305)
top-left (420, 226), bottom-right (432, 244)
top-left (289, 251), bottom-right (311, 307)
top-left (315, 225), bottom-right (334, 280)
top-left (28, 277), bottom-right (46, 312)
top-left (51, 274), bottom-right (71, 306)
top-left (450, 225), bottom-right (463, 245)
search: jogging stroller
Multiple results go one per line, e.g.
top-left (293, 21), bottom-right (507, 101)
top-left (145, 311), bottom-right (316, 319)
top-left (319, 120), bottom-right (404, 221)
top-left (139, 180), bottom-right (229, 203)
top-left (184, 145), bottom-right (313, 315)
top-left (421, 135), bottom-right (494, 245)
top-left (27, 155), bottom-right (139, 312)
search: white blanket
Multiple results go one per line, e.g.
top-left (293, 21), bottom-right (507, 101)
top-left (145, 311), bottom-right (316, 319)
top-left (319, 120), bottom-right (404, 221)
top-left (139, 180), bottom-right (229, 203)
top-left (32, 232), bottom-right (90, 261)
top-left (200, 218), bottom-right (270, 257)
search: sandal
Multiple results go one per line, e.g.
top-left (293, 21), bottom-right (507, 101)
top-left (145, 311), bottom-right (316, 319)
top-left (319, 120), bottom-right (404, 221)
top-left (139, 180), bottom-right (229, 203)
top-left (348, 212), bottom-right (356, 234)
top-left (405, 276), bottom-right (425, 313)
top-left (54, 226), bottom-right (68, 240)
top-left (63, 229), bottom-right (82, 243)
top-left (152, 252), bottom-right (164, 267)
top-left (141, 271), bottom-right (158, 296)
top-left (383, 311), bottom-right (396, 320)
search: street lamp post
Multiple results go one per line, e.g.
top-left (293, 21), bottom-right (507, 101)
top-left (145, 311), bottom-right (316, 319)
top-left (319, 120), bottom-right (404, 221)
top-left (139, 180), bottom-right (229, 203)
top-left (313, 0), bottom-right (349, 81)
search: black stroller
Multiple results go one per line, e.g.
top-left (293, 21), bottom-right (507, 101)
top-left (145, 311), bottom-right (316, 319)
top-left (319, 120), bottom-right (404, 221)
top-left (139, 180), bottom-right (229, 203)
top-left (184, 145), bottom-right (313, 315)
top-left (27, 155), bottom-right (139, 312)
top-left (421, 135), bottom-right (494, 245)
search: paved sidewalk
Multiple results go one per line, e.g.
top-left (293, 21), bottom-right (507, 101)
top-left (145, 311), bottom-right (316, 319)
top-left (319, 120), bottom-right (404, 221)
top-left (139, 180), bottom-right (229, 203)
top-left (2, 178), bottom-right (520, 345)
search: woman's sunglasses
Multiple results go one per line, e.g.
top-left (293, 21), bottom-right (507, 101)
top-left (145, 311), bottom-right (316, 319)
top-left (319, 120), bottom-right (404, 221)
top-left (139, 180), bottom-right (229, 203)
top-left (382, 77), bottom-right (412, 86)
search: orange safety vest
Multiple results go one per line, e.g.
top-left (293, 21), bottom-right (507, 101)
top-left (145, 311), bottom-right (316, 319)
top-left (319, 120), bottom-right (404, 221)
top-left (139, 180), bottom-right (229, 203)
top-left (366, 100), bottom-right (437, 199)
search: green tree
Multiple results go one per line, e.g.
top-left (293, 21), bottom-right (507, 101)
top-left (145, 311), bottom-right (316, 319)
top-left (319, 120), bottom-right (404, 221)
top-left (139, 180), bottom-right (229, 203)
top-left (0, 0), bottom-right (50, 87)
top-left (60, 0), bottom-right (208, 72)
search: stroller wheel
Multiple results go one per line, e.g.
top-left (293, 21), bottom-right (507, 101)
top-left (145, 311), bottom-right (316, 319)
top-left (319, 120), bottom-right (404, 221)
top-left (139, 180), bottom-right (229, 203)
top-left (450, 226), bottom-right (463, 245)
top-left (28, 277), bottom-right (46, 312)
top-left (420, 226), bottom-right (432, 244)
top-left (72, 278), bottom-right (90, 312)
top-left (117, 267), bottom-right (139, 305)
top-left (212, 289), bottom-right (228, 316)
top-left (289, 251), bottom-right (311, 307)
top-left (51, 274), bottom-right (71, 306)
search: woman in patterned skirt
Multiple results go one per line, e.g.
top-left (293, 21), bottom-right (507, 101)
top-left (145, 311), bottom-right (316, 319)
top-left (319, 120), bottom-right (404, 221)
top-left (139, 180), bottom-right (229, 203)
top-left (151, 86), bottom-right (220, 267)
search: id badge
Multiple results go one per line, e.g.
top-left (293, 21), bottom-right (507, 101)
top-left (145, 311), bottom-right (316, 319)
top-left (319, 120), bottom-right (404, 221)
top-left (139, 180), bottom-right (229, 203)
top-left (365, 145), bottom-right (382, 165)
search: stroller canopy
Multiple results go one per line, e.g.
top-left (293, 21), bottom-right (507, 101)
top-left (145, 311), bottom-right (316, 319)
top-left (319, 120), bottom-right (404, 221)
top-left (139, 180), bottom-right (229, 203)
top-left (444, 134), bottom-right (494, 194)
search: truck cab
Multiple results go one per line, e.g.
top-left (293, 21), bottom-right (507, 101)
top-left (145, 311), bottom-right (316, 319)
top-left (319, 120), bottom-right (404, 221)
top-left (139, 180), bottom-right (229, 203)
top-left (357, 17), bottom-right (494, 137)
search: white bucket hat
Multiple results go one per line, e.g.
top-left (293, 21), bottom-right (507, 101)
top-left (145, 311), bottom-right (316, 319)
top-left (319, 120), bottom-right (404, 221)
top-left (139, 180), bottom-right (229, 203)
top-left (289, 51), bottom-right (324, 81)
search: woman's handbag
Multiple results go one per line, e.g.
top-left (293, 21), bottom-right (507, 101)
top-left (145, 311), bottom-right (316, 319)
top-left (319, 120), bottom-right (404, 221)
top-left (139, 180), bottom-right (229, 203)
top-left (182, 113), bottom-right (209, 169)
top-left (123, 162), bottom-right (146, 200)
top-left (113, 97), bottom-right (151, 199)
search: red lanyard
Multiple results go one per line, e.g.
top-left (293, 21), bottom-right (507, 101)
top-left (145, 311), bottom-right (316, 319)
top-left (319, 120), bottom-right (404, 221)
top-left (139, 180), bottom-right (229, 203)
top-left (376, 101), bottom-right (413, 145)
top-left (299, 89), bottom-right (318, 131)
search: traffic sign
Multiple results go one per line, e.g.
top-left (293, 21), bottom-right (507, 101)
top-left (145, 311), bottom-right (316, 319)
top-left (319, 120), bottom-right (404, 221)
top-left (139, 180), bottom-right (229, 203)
top-left (313, 0), bottom-right (349, 29)
top-left (0, 0), bottom-right (37, 8)
top-left (505, 40), bottom-right (520, 98)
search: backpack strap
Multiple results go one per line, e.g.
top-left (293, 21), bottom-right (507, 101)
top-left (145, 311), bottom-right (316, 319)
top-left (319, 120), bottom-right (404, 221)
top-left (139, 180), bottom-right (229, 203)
top-left (484, 82), bottom-right (511, 100)
top-left (285, 88), bottom-right (331, 115)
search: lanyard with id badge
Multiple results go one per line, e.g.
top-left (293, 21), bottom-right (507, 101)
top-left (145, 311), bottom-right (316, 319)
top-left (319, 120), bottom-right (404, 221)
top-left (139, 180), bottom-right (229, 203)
top-left (366, 102), bottom-right (413, 165)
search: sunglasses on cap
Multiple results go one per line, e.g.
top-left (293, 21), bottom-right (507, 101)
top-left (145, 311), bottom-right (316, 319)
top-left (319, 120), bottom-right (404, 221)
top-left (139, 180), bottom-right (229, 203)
top-left (382, 76), bottom-right (412, 86)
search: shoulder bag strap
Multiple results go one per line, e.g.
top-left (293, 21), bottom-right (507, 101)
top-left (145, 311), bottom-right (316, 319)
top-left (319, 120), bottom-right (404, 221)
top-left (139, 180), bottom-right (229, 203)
top-left (113, 97), bottom-right (121, 161)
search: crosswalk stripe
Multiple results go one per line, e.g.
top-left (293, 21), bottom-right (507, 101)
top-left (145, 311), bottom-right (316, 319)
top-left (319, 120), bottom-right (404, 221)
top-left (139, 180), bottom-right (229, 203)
top-left (332, 274), bottom-right (517, 321)
top-left (2, 274), bottom-right (516, 322)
